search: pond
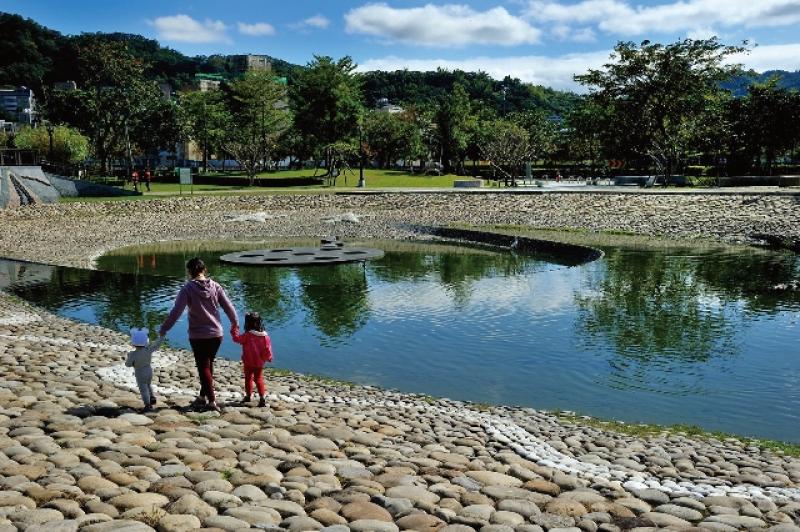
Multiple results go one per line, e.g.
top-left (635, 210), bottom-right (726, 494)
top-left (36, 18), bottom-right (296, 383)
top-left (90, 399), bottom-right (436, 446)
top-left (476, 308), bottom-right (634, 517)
top-left (2, 237), bottom-right (799, 442)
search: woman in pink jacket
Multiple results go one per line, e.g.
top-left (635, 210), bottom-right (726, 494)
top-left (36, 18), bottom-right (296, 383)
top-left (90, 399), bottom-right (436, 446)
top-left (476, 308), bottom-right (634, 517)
top-left (231, 312), bottom-right (273, 407)
top-left (160, 257), bottom-right (238, 412)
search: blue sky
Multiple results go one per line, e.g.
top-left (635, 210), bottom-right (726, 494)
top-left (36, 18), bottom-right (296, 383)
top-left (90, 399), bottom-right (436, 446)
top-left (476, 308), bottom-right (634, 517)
top-left (5, 0), bottom-right (800, 91)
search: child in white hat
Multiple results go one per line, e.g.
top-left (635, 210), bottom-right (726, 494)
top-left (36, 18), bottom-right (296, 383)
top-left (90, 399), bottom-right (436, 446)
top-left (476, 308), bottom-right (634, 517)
top-left (126, 328), bottom-right (164, 412)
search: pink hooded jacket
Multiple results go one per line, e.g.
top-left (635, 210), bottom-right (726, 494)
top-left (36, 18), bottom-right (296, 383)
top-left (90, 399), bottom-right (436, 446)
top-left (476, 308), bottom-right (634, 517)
top-left (160, 278), bottom-right (238, 339)
top-left (232, 328), bottom-right (274, 367)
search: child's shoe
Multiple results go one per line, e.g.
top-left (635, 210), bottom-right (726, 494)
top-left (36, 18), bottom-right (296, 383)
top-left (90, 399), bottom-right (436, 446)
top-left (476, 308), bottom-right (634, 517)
top-left (258, 397), bottom-right (266, 407)
top-left (150, 396), bottom-right (157, 405)
top-left (240, 395), bottom-right (251, 405)
top-left (142, 405), bottom-right (154, 413)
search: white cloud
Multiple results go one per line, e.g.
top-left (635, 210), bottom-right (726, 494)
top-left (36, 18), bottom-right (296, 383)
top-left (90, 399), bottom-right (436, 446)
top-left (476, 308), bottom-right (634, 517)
top-left (552, 25), bottom-right (597, 42)
top-left (357, 43), bottom-right (800, 91)
top-left (525, 0), bottom-right (800, 37)
top-left (734, 43), bottom-right (800, 72)
top-left (345, 3), bottom-right (542, 47)
top-left (238, 22), bottom-right (275, 36)
top-left (304, 14), bottom-right (331, 29)
top-left (686, 26), bottom-right (718, 40)
top-left (150, 14), bottom-right (229, 43)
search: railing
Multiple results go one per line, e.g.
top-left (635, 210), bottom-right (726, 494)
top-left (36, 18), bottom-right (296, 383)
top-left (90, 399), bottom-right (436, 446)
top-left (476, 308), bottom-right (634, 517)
top-left (0, 150), bottom-right (40, 166)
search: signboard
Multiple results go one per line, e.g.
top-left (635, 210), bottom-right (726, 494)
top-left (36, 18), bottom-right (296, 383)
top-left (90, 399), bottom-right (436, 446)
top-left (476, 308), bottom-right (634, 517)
top-left (178, 168), bottom-right (192, 185)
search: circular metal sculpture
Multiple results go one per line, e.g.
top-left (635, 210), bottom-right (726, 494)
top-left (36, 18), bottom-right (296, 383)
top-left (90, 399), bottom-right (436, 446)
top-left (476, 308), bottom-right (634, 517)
top-left (220, 244), bottom-right (384, 266)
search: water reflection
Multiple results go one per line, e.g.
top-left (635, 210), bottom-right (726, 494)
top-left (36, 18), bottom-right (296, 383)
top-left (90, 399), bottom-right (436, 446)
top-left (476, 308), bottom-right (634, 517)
top-left (577, 247), bottom-right (800, 396)
top-left (297, 265), bottom-right (370, 343)
top-left (578, 251), bottom-right (737, 363)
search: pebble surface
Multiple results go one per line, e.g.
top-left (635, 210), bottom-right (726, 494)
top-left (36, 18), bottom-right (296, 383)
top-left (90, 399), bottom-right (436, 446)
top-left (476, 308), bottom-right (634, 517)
top-left (0, 192), bottom-right (798, 268)
top-left (1, 192), bottom-right (799, 530)
top-left (1, 294), bottom-right (800, 531)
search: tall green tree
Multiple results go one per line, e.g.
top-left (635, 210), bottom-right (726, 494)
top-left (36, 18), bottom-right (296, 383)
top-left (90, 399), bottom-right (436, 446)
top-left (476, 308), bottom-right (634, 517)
top-left (741, 79), bottom-right (800, 175)
top-left (134, 97), bottom-right (188, 163)
top-left (289, 56), bottom-right (363, 174)
top-left (222, 72), bottom-right (291, 185)
top-left (435, 83), bottom-right (471, 173)
top-left (363, 111), bottom-right (415, 169)
top-left (81, 40), bottom-right (161, 174)
top-left (575, 38), bottom-right (744, 184)
top-left (566, 97), bottom-right (610, 177)
top-left (46, 40), bottom-right (162, 173)
top-left (180, 90), bottom-right (230, 172)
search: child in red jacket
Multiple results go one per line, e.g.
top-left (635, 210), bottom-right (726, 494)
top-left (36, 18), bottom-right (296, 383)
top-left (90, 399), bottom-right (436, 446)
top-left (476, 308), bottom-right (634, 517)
top-left (231, 312), bottom-right (273, 407)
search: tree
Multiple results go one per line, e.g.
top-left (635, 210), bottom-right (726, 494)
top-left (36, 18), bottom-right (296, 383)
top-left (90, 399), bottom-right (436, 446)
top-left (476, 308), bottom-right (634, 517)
top-left (222, 72), bottom-right (290, 185)
top-left (510, 110), bottom-right (558, 163)
top-left (13, 125), bottom-right (89, 163)
top-left (481, 120), bottom-right (534, 186)
top-left (363, 111), bottom-right (415, 169)
top-left (575, 38), bottom-right (745, 184)
top-left (180, 90), bottom-right (230, 172)
top-left (134, 97), bottom-right (188, 164)
top-left (46, 40), bottom-right (163, 174)
top-left (435, 83), bottom-right (471, 173)
top-left (741, 79), bottom-right (800, 174)
top-left (289, 56), bottom-right (363, 175)
top-left (566, 97), bottom-right (610, 177)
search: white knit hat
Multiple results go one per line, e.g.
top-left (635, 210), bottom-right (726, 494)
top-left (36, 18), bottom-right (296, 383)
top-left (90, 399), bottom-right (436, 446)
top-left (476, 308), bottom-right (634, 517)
top-left (130, 328), bottom-right (149, 347)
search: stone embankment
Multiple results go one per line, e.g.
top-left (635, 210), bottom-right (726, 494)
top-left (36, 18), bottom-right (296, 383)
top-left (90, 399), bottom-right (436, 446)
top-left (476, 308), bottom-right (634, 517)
top-left (1, 294), bottom-right (800, 532)
top-left (0, 192), bottom-right (798, 268)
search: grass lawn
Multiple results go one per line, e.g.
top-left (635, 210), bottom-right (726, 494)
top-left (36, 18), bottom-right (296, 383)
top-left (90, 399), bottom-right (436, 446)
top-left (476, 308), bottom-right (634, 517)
top-left (250, 168), bottom-right (463, 188)
top-left (59, 169), bottom-right (476, 202)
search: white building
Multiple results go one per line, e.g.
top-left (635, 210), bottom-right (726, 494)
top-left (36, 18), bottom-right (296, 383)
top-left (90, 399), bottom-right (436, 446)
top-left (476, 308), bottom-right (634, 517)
top-left (375, 97), bottom-right (404, 114)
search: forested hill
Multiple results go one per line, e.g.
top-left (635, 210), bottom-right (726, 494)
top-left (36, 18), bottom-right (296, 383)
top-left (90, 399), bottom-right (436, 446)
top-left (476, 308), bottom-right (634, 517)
top-left (0, 12), bottom-right (297, 90)
top-left (722, 70), bottom-right (800, 97)
top-left (0, 11), bottom-right (579, 117)
top-left (360, 70), bottom-right (580, 116)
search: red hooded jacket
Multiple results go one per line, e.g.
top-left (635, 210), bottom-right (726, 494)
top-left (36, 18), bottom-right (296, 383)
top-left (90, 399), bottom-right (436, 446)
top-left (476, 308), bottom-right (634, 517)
top-left (231, 328), bottom-right (273, 367)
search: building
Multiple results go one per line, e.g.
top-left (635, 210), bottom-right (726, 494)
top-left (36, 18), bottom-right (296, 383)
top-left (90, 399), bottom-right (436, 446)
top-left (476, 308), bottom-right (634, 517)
top-left (193, 73), bottom-right (224, 92)
top-left (0, 87), bottom-right (35, 124)
top-left (53, 81), bottom-right (77, 92)
top-left (0, 120), bottom-right (16, 133)
top-left (375, 97), bottom-right (404, 114)
top-left (158, 83), bottom-right (173, 100)
top-left (231, 55), bottom-right (272, 74)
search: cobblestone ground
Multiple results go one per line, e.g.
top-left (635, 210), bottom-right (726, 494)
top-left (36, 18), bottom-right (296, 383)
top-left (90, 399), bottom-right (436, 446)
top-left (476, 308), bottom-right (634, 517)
top-left (0, 192), bottom-right (798, 268)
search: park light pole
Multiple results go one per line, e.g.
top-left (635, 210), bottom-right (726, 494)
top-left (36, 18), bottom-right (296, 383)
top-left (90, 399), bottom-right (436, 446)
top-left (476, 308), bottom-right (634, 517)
top-left (45, 120), bottom-right (54, 161)
top-left (357, 115), bottom-right (365, 188)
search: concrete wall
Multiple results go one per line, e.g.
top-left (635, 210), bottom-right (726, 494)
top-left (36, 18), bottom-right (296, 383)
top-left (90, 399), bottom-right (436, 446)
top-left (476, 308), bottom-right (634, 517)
top-left (47, 174), bottom-right (139, 198)
top-left (0, 166), bottom-right (139, 208)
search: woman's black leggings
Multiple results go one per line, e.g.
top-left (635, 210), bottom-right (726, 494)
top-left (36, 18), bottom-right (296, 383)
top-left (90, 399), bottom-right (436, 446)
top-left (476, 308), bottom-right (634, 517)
top-left (189, 337), bottom-right (222, 403)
